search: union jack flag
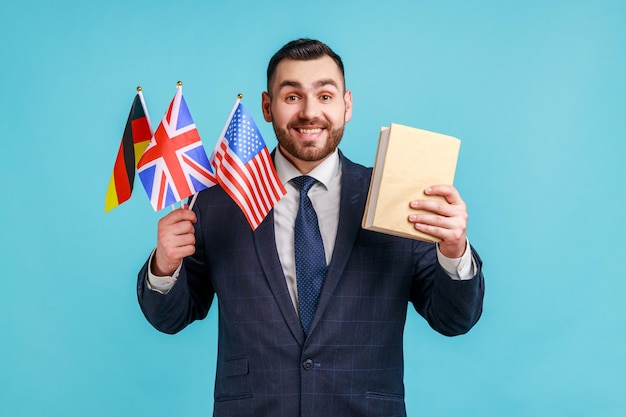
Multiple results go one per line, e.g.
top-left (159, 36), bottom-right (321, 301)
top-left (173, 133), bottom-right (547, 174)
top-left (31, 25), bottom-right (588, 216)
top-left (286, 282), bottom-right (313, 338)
top-left (212, 100), bottom-right (286, 229)
top-left (137, 84), bottom-right (216, 211)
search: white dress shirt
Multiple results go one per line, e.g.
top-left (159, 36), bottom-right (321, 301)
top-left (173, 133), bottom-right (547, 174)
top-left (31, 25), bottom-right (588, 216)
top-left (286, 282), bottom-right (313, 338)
top-left (272, 148), bottom-right (342, 312)
top-left (148, 148), bottom-right (476, 302)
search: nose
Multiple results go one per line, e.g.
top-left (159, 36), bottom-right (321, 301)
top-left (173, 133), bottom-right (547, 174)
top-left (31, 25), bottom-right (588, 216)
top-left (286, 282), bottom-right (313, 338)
top-left (299, 96), bottom-right (322, 121)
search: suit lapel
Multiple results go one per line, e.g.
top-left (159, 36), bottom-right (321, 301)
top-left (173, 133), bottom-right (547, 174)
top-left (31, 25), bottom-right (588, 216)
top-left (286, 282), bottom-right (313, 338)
top-left (309, 154), bottom-right (368, 334)
top-left (253, 211), bottom-right (306, 346)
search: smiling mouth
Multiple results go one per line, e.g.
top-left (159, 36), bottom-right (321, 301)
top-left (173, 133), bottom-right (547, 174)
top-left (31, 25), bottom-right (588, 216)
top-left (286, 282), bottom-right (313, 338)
top-left (296, 128), bottom-right (323, 134)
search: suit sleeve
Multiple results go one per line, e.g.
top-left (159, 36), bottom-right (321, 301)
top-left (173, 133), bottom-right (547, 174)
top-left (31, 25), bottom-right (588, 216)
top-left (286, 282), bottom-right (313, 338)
top-left (136, 205), bottom-right (215, 335)
top-left (410, 242), bottom-right (485, 336)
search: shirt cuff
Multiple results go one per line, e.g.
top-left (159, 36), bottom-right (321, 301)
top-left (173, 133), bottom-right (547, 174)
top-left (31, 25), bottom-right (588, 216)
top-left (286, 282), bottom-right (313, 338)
top-left (436, 238), bottom-right (477, 281)
top-left (146, 250), bottom-right (181, 294)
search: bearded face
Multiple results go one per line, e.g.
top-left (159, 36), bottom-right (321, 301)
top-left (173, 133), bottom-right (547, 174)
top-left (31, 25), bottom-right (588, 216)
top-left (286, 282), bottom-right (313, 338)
top-left (262, 56), bottom-right (353, 173)
top-left (271, 115), bottom-right (345, 164)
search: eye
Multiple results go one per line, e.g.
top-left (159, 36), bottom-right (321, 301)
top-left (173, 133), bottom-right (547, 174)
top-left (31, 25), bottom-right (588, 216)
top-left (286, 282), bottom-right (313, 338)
top-left (285, 95), bottom-right (300, 102)
top-left (320, 94), bottom-right (332, 102)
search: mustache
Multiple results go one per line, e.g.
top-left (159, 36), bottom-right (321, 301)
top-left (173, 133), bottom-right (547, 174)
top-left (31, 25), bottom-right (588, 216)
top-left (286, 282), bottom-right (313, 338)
top-left (287, 118), bottom-right (331, 129)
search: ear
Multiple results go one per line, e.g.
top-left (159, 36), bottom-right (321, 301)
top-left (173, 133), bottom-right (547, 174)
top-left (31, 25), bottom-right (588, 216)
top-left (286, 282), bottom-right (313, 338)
top-left (261, 91), bottom-right (272, 122)
top-left (343, 90), bottom-right (353, 123)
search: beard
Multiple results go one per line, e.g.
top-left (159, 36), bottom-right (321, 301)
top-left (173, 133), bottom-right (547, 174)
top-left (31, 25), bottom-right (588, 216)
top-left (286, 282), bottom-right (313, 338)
top-left (272, 117), bottom-right (345, 163)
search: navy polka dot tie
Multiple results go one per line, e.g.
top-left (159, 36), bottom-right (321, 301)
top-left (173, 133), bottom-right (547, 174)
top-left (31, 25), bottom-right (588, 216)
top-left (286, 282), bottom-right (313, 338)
top-left (292, 176), bottom-right (327, 334)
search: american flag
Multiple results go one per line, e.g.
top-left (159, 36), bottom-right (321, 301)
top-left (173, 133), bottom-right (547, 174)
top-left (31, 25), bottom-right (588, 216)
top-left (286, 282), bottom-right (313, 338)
top-left (212, 100), bottom-right (286, 229)
top-left (137, 85), bottom-right (216, 211)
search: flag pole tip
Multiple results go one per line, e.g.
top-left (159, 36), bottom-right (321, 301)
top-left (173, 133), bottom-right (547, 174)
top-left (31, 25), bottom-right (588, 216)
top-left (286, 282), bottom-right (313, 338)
top-left (177, 81), bottom-right (183, 86)
top-left (237, 93), bottom-right (243, 99)
top-left (136, 86), bottom-right (142, 92)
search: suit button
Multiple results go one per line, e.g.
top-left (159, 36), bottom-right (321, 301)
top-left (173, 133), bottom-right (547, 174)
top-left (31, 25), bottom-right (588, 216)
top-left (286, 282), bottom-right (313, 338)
top-left (302, 359), bottom-right (314, 371)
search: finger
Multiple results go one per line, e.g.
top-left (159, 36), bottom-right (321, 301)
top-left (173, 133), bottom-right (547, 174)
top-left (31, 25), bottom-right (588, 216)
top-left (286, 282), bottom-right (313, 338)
top-left (410, 197), bottom-right (468, 221)
top-left (160, 207), bottom-right (197, 226)
top-left (158, 217), bottom-right (194, 237)
top-left (409, 199), bottom-right (463, 217)
top-left (424, 185), bottom-right (463, 205)
top-left (412, 222), bottom-right (444, 240)
top-left (153, 243), bottom-right (195, 276)
top-left (157, 232), bottom-right (196, 258)
top-left (163, 243), bottom-right (196, 260)
top-left (408, 212), bottom-right (463, 230)
top-left (158, 229), bottom-right (195, 258)
top-left (166, 231), bottom-right (196, 248)
top-left (408, 209), bottom-right (467, 239)
top-left (166, 219), bottom-right (196, 237)
top-left (412, 221), bottom-right (466, 244)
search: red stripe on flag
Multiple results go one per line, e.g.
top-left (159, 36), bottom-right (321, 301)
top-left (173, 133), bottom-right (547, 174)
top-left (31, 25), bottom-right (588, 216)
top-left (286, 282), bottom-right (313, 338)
top-left (181, 153), bottom-right (217, 185)
top-left (157, 170), bottom-right (168, 210)
top-left (248, 157), bottom-right (271, 211)
top-left (223, 150), bottom-right (267, 216)
top-left (112, 143), bottom-right (132, 204)
top-left (255, 149), bottom-right (283, 203)
top-left (221, 156), bottom-right (264, 225)
top-left (223, 153), bottom-right (266, 213)
top-left (131, 117), bottom-right (152, 145)
top-left (215, 142), bottom-right (263, 227)
top-left (259, 148), bottom-right (287, 198)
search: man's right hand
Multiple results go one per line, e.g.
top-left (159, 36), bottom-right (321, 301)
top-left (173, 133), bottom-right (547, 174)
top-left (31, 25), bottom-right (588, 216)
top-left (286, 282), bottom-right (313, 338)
top-left (152, 207), bottom-right (197, 276)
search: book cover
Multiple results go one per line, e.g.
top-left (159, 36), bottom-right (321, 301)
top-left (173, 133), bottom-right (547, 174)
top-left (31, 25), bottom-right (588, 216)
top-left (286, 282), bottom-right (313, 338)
top-left (362, 123), bottom-right (461, 242)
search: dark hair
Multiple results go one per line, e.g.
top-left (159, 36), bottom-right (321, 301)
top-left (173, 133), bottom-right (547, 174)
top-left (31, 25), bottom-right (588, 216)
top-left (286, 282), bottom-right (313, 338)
top-left (266, 38), bottom-right (345, 92)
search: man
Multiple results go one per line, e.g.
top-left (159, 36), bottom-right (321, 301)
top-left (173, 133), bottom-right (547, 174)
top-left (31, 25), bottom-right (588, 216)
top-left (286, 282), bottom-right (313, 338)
top-left (138, 39), bottom-right (484, 417)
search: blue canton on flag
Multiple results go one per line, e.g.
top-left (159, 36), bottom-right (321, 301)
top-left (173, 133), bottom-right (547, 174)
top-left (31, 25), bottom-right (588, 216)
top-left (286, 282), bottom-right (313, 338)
top-left (225, 104), bottom-right (266, 163)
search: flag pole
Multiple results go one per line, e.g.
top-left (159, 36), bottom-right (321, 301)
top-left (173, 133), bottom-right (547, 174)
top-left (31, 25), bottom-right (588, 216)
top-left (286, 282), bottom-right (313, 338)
top-left (170, 81), bottom-right (185, 211)
top-left (136, 86), bottom-right (153, 135)
top-left (218, 93), bottom-right (243, 140)
top-left (188, 193), bottom-right (198, 210)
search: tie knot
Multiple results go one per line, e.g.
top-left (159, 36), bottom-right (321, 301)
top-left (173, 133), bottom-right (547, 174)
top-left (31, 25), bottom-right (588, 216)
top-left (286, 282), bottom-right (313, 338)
top-left (292, 176), bottom-right (317, 194)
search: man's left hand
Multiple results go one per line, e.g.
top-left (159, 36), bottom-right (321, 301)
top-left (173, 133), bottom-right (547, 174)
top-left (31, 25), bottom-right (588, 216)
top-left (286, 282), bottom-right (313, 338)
top-left (408, 184), bottom-right (468, 258)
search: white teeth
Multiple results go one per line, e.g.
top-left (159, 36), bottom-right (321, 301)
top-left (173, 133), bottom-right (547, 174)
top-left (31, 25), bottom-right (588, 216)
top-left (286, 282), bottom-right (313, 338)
top-left (298, 128), bottom-right (322, 134)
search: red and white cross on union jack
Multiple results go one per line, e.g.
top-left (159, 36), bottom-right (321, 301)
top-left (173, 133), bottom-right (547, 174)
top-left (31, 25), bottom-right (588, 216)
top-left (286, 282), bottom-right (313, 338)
top-left (137, 84), bottom-right (215, 211)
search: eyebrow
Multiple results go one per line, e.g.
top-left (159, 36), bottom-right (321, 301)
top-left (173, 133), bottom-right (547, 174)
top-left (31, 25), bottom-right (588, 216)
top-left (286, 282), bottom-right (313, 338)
top-left (278, 78), bottom-right (340, 91)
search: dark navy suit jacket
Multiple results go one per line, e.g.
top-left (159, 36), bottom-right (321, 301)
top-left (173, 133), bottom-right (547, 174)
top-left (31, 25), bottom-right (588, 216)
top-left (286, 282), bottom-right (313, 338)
top-left (138, 152), bottom-right (485, 417)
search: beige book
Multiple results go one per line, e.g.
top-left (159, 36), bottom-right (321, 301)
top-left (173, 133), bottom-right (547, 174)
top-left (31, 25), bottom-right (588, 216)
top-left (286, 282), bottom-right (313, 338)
top-left (362, 123), bottom-right (461, 242)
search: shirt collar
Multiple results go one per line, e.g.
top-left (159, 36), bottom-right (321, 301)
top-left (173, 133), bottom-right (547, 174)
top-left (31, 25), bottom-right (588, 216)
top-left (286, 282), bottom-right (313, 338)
top-left (274, 147), bottom-right (340, 190)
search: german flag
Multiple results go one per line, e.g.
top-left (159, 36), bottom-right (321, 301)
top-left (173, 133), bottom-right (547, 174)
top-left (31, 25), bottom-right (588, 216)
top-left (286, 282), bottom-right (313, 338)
top-left (105, 88), bottom-right (153, 212)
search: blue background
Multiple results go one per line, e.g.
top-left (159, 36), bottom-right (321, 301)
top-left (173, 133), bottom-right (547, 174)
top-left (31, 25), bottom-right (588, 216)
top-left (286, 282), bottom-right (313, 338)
top-left (1, 1), bottom-right (625, 416)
